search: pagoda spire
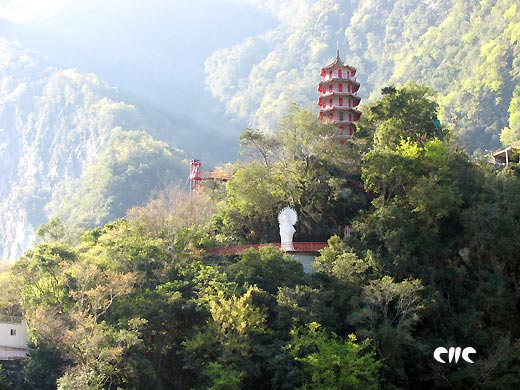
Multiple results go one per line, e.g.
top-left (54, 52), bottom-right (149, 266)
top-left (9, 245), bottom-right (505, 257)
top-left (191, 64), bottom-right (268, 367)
top-left (317, 49), bottom-right (361, 139)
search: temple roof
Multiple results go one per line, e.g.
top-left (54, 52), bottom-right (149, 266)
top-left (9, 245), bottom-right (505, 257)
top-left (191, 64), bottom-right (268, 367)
top-left (321, 50), bottom-right (356, 71)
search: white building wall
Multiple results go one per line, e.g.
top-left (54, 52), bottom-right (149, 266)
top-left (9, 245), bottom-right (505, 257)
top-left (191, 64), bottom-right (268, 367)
top-left (0, 320), bottom-right (28, 349)
top-left (0, 319), bottom-right (28, 360)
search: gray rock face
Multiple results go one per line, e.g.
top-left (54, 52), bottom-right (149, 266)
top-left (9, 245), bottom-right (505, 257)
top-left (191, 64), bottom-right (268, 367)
top-left (0, 39), bottom-right (142, 261)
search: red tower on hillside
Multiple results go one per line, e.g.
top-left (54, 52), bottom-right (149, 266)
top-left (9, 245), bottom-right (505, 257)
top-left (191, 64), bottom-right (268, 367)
top-left (317, 50), bottom-right (361, 138)
top-left (189, 159), bottom-right (231, 193)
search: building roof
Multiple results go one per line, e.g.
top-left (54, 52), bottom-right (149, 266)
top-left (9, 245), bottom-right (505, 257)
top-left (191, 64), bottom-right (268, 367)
top-left (320, 50), bottom-right (357, 72)
top-left (0, 316), bottom-right (24, 324)
top-left (318, 80), bottom-right (360, 93)
top-left (492, 146), bottom-right (520, 165)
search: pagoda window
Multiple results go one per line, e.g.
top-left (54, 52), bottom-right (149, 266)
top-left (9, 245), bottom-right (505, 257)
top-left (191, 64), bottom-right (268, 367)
top-left (339, 111), bottom-right (344, 121)
top-left (349, 113), bottom-right (352, 122)
top-left (339, 97), bottom-right (343, 106)
top-left (329, 99), bottom-right (333, 107)
top-left (347, 84), bottom-right (351, 93)
top-left (338, 84), bottom-right (343, 92)
top-left (329, 71), bottom-right (333, 79)
top-left (329, 84), bottom-right (333, 93)
top-left (338, 69), bottom-right (343, 78)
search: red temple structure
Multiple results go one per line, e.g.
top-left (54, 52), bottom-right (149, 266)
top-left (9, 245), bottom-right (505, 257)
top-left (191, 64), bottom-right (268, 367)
top-left (317, 50), bottom-right (361, 138)
top-left (189, 159), bottom-right (231, 193)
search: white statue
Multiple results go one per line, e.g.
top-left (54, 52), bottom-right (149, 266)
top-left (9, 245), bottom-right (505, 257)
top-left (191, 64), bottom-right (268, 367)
top-left (278, 207), bottom-right (298, 251)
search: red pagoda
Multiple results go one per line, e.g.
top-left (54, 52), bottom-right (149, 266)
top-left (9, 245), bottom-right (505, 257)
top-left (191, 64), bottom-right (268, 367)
top-left (317, 50), bottom-right (361, 138)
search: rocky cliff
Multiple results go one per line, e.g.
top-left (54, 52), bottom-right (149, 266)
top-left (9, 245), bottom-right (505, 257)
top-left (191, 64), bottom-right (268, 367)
top-left (0, 39), bottom-right (184, 261)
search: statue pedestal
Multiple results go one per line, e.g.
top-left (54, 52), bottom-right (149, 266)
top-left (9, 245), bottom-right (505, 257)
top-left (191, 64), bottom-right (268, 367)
top-left (280, 242), bottom-right (295, 251)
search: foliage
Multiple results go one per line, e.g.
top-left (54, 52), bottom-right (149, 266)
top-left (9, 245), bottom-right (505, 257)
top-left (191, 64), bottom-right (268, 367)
top-left (50, 128), bottom-right (186, 236)
top-left (214, 106), bottom-right (367, 245)
top-left (227, 246), bottom-right (305, 294)
top-left (0, 367), bottom-right (11, 390)
top-left (183, 285), bottom-right (267, 389)
top-left (361, 82), bottom-right (441, 150)
top-left (126, 182), bottom-right (217, 243)
top-left (206, 0), bottom-right (519, 155)
top-left (288, 322), bottom-right (380, 390)
top-left (35, 217), bottom-right (67, 243)
top-left (0, 41), bottom-right (188, 261)
top-left (3, 88), bottom-right (520, 389)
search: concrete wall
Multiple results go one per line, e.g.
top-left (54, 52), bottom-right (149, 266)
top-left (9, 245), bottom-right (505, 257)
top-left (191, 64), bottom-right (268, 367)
top-left (0, 320), bottom-right (28, 349)
top-left (287, 252), bottom-right (316, 273)
top-left (0, 319), bottom-right (28, 360)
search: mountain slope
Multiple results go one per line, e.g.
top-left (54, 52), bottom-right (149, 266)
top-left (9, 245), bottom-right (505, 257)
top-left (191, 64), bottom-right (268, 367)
top-left (205, 0), bottom-right (520, 153)
top-left (0, 40), bottom-right (185, 261)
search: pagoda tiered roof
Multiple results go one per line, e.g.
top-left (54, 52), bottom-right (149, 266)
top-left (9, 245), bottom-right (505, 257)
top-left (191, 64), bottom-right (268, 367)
top-left (317, 93), bottom-right (361, 107)
top-left (317, 50), bottom-right (361, 139)
top-left (320, 50), bottom-right (357, 77)
top-left (319, 105), bottom-right (361, 116)
top-left (318, 78), bottom-right (360, 92)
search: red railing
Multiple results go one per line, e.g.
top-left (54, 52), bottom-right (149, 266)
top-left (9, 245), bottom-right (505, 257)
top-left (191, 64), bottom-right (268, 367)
top-left (204, 242), bottom-right (328, 256)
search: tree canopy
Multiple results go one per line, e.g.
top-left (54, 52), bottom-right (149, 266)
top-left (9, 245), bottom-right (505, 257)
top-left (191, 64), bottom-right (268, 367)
top-left (2, 85), bottom-right (520, 389)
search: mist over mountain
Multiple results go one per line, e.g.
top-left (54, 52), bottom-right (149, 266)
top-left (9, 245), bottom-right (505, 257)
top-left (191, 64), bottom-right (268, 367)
top-left (0, 39), bottom-right (181, 260)
top-left (0, 0), bottom-right (277, 154)
top-left (2, 2), bottom-right (520, 388)
top-left (1, 0), bottom-right (519, 260)
top-left (206, 0), bottom-right (520, 153)
top-left (0, 0), bottom-right (276, 260)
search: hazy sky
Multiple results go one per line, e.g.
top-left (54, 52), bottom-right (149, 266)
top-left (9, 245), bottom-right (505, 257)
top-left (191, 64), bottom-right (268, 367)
top-left (0, 0), bottom-right (280, 165)
top-left (0, 0), bottom-right (276, 108)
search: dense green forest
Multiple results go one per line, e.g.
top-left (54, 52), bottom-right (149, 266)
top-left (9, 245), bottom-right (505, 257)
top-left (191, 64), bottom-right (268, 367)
top-left (207, 0), bottom-right (520, 154)
top-left (0, 40), bottom-right (190, 261)
top-left (2, 0), bottom-right (519, 261)
top-left (1, 1), bottom-right (520, 386)
top-left (1, 85), bottom-right (520, 389)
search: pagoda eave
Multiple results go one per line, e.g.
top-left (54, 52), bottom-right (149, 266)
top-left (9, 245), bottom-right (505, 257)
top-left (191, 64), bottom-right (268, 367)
top-left (317, 94), bottom-right (361, 107)
top-left (334, 121), bottom-right (359, 127)
top-left (317, 112), bottom-right (361, 122)
top-left (320, 106), bottom-right (361, 113)
top-left (320, 64), bottom-right (357, 76)
top-left (316, 117), bottom-right (358, 130)
top-left (317, 103), bottom-right (361, 110)
top-left (318, 79), bottom-right (360, 93)
top-left (318, 91), bottom-right (361, 98)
